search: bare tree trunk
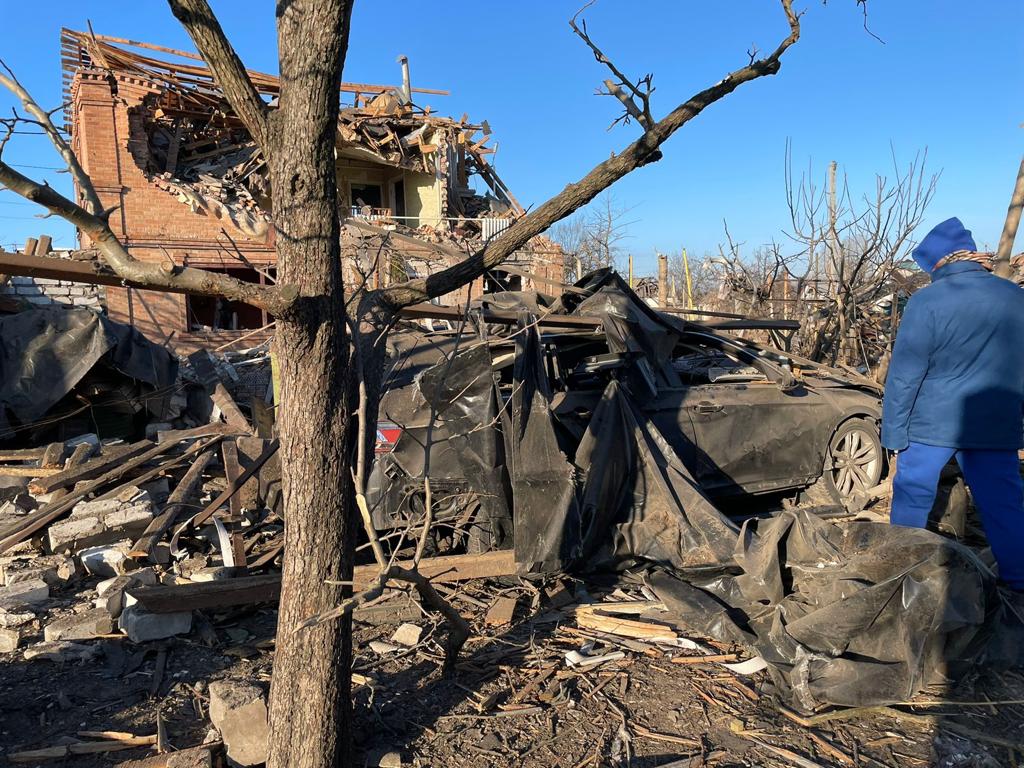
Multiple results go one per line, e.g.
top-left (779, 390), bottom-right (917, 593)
top-left (264, 3), bottom-right (355, 767)
top-left (658, 253), bottom-right (668, 306)
top-left (995, 155), bottom-right (1024, 278)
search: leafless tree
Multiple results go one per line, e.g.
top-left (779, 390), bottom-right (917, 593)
top-left (0, 1), bottom-right (806, 765)
top-left (704, 223), bottom-right (794, 316)
top-left (784, 145), bottom-right (938, 368)
top-left (550, 192), bottom-right (636, 282)
top-left (694, 147), bottom-right (936, 371)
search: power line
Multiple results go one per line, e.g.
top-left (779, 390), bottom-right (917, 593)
top-left (10, 163), bottom-right (66, 171)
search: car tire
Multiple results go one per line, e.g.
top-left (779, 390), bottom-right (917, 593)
top-left (812, 417), bottom-right (885, 510)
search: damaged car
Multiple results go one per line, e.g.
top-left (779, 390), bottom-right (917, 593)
top-left (367, 270), bottom-right (885, 560)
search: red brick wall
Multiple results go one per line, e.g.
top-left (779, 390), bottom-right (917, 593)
top-left (71, 71), bottom-right (274, 354)
top-left (70, 70), bottom-right (565, 352)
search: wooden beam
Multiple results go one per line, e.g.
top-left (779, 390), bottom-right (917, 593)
top-left (183, 439), bottom-right (279, 531)
top-left (220, 439), bottom-right (248, 568)
top-left (187, 351), bottom-right (253, 434)
top-left (0, 466), bottom-right (63, 478)
top-left (0, 251), bottom-right (799, 331)
top-left (0, 250), bottom-right (167, 292)
top-left (28, 441), bottom-right (152, 495)
top-left (127, 549), bottom-right (518, 613)
top-left (129, 443), bottom-right (217, 560)
top-left (0, 447), bottom-right (46, 462)
top-left (399, 302), bottom-right (801, 332)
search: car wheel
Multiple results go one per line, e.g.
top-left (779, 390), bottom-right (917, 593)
top-left (819, 417), bottom-right (884, 509)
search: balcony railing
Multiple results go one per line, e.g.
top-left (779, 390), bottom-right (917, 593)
top-left (348, 209), bottom-right (514, 240)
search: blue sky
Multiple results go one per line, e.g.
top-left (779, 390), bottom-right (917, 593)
top-left (1, 1), bottom-right (1021, 274)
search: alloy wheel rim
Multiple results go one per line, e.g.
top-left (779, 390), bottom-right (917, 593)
top-left (831, 429), bottom-right (881, 497)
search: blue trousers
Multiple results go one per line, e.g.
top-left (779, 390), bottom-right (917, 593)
top-left (891, 442), bottom-right (1024, 588)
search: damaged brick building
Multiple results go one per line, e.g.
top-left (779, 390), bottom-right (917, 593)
top-left (61, 29), bottom-right (564, 352)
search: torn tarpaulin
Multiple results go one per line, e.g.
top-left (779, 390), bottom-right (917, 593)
top-left (0, 306), bottom-right (178, 439)
top-left (573, 380), bottom-right (738, 572)
top-left (371, 271), bottom-right (1022, 712)
top-left (649, 509), bottom-right (1024, 712)
top-left (508, 315), bottom-right (578, 573)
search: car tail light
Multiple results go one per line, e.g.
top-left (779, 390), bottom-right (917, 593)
top-left (375, 424), bottom-right (402, 454)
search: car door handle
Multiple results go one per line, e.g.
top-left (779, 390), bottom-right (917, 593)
top-left (694, 402), bottom-right (723, 414)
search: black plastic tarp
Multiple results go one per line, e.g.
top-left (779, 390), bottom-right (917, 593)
top-left (508, 316), bottom-right (579, 572)
top-left (372, 273), bottom-right (1024, 712)
top-left (649, 510), bottom-right (1024, 711)
top-left (0, 306), bottom-right (178, 439)
top-left (416, 342), bottom-right (514, 551)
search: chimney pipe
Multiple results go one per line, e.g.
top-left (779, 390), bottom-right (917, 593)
top-left (396, 55), bottom-right (411, 105)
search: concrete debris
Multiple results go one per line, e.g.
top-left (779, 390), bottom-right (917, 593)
top-left (78, 541), bottom-right (133, 577)
top-left (48, 494), bottom-right (153, 552)
top-left (189, 566), bottom-right (236, 582)
top-left (0, 627), bottom-right (19, 652)
top-left (118, 601), bottom-right (192, 643)
top-left (44, 608), bottom-right (114, 641)
top-left (22, 640), bottom-right (100, 662)
top-left (0, 577), bottom-right (49, 606)
top-left (369, 640), bottom-right (401, 655)
top-left (1, 553), bottom-right (77, 587)
top-left (208, 680), bottom-right (269, 767)
top-left (366, 749), bottom-right (404, 768)
top-left (390, 622), bottom-right (423, 647)
top-left (0, 605), bottom-right (35, 628)
top-left (95, 568), bottom-right (158, 618)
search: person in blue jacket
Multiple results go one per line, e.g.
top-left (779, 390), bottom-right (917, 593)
top-left (882, 217), bottom-right (1024, 589)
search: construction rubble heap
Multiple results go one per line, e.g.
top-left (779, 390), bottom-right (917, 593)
top-left (1, 276), bottom-right (1024, 767)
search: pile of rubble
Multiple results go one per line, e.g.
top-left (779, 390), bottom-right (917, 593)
top-left (0, 311), bottom-right (283, 763)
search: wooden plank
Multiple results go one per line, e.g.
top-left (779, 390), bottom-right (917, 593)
top-left (28, 441), bottom-right (151, 494)
top-left (187, 351), bottom-right (253, 434)
top-left (0, 447), bottom-right (46, 462)
top-left (0, 466), bottom-right (63, 478)
top-left (221, 440), bottom-right (243, 518)
top-left (0, 252), bottom-right (798, 332)
top-left (182, 440), bottom-right (278, 531)
top-left (0, 250), bottom-right (190, 294)
top-left (0, 427), bottom-right (227, 554)
top-left (251, 398), bottom-right (275, 439)
top-left (220, 440), bottom-right (248, 568)
top-left (129, 443), bottom-right (217, 560)
top-left (128, 550), bottom-right (518, 613)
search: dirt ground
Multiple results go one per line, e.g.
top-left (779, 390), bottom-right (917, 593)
top-left (1, 491), bottom-right (1022, 768)
top-left (2, 559), bottom-right (1023, 768)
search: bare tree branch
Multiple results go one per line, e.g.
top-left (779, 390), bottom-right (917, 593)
top-left (167, 0), bottom-right (271, 151)
top-left (0, 60), bottom-right (103, 216)
top-left (379, 0), bottom-right (802, 308)
top-left (0, 159), bottom-right (295, 313)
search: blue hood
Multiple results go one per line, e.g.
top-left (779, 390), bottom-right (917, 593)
top-left (912, 217), bottom-right (976, 273)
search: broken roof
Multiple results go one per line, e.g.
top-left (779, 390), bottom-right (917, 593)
top-left (60, 28), bottom-right (523, 215)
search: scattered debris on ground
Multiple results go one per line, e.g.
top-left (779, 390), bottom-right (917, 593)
top-left (0, 279), bottom-right (1022, 768)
